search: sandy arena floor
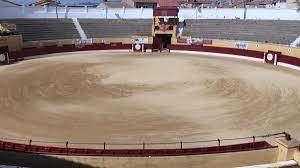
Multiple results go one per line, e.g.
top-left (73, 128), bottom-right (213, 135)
top-left (0, 51), bottom-right (300, 147)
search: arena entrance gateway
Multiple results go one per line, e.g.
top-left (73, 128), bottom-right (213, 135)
top-left (152, 7), bottom-right (179, 52)
top-left (153, 34), bottom-right (172, 51)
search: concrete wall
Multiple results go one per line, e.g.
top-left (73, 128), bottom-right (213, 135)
top-left (0, 6), bottom-right (153, 19)
top-left (21, 36), bottom-right (153, 49)
top-left (179, 8), bottom-right (300, 20)
top-left (53, 148), bottom-right (278, 168)
top-left (207, 39), bottom-right (300, 58)
top-left (294, 150), bottom-right (300, 163)
top-left (20, 38), bottom-right (300, 58)
top-left (0, 6), bottom-right (300, 20)
top-left (0, 35), bottom-right (22, 51)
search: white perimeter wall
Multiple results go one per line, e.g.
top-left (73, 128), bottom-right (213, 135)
top-left (0, 6), bottom-right (300, 20)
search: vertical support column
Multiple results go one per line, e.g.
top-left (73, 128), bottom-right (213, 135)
top-left (243, 1), bottom-right (247, 20)
top-left (65, 6), bottom-right (68, 19)
top-left (275, 138), bottom-right (300, 162)
top-left (274, 53), bottom-right (278, 66)
top-left (252, 136), bottom-right (256, 148)
top-left (85, 5), bottom-right (88, 13)
top-left (294, 150), bottom-right (300, 163)
top-left (6, 52), bottom-right (9, 64)
top-left (22, 4), bottom-right (25, 15)
top-left (140, 7), bottom-right (144, 18)
top-left (44, 5), bottom-right (48, 13)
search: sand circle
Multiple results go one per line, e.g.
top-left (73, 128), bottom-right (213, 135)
top-left (0, 51), bottom-right (300, 145)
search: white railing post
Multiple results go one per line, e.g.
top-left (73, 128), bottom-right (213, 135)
top-left (141, 7), bottom-right (144, 18)
top-left (44, 5), bottom-right (48, 13)
top-left (64, 6), bottom-right (68, 18)
top-left (22, 4), bottom-right (25, 15)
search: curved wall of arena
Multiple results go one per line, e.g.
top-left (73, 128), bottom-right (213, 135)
top-left (170, 39), bottom-right (300, 71)
top-left (5, 38), bottom-right (300, 71)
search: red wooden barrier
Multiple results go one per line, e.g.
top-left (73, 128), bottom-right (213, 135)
top-left (167, 44), bottom-right (265, 59)
top-left (7, 43), bottom-right (300, 70)
top-left (167, 44), bottom-right (300, 69)
top-left (0, 139), bottom-right (276, 157)
top-left (278, 54), bottom-right (300, 67)
top-left (8, 43), bottom-right (132, 61)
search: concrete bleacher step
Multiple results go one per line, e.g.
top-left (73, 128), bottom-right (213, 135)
top-left (78, 19), bottom-right (152, 39)
top-left (0, 19), bottom-right (81, 41)
top-left (184, 19), bottom-right (300, 45)
top-left (291, 35), bottom-right (300, 47)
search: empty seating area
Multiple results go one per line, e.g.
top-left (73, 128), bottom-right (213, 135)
top-left (79, 19), bottom-right (152, 38)
top-left (0, 19), bottom-right (80, 41)
top-left (1, 18), bottom-right (299, 46)
top-left (183, 19), bottom-right (300, 45)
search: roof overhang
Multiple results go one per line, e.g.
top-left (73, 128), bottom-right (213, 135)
top-left (153, 7), bottom-right (179, 17)
top-left (0, 0), bottom-right (22, 6)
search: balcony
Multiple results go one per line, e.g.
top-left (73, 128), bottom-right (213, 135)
top-left (154, 24), bottom-right (175, 34)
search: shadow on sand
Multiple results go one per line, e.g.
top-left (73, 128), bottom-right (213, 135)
top-left (0, 151), bottom-right (96, 168)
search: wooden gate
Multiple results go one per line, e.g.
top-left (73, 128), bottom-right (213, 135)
top-left (152, 37), bottom-right (163, 51)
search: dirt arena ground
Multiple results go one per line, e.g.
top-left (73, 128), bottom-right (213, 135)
top-left (0, 51), bottom-right (300, 147)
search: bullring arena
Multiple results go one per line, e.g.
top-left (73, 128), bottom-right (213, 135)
top-left (1, 51), bottom-right (300, 143)
top-left (1, 0), bottom-right (300, 167)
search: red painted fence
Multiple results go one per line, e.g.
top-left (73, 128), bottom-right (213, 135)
top-left (167, 44), bottom-right (300, 68)
top-left (0, 140), bottom-right (275, 157)
top-left (0, 132), bottom-right (291, 157)
top-left (168, 44), bottom-right (265, 59)
top-left (278, 54), bottom-right (300, 67)
top-left (9, 43), bottom-right (133, 60)
top-left (6, 43), bottom-right (300, 69)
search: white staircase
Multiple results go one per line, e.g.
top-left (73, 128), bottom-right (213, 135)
top-left (72, 18), bottom-right (87, 40)
top-left (177, 22), bottom-right (185, 37)
top-left (290, 35), bottom-right (300, 47)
